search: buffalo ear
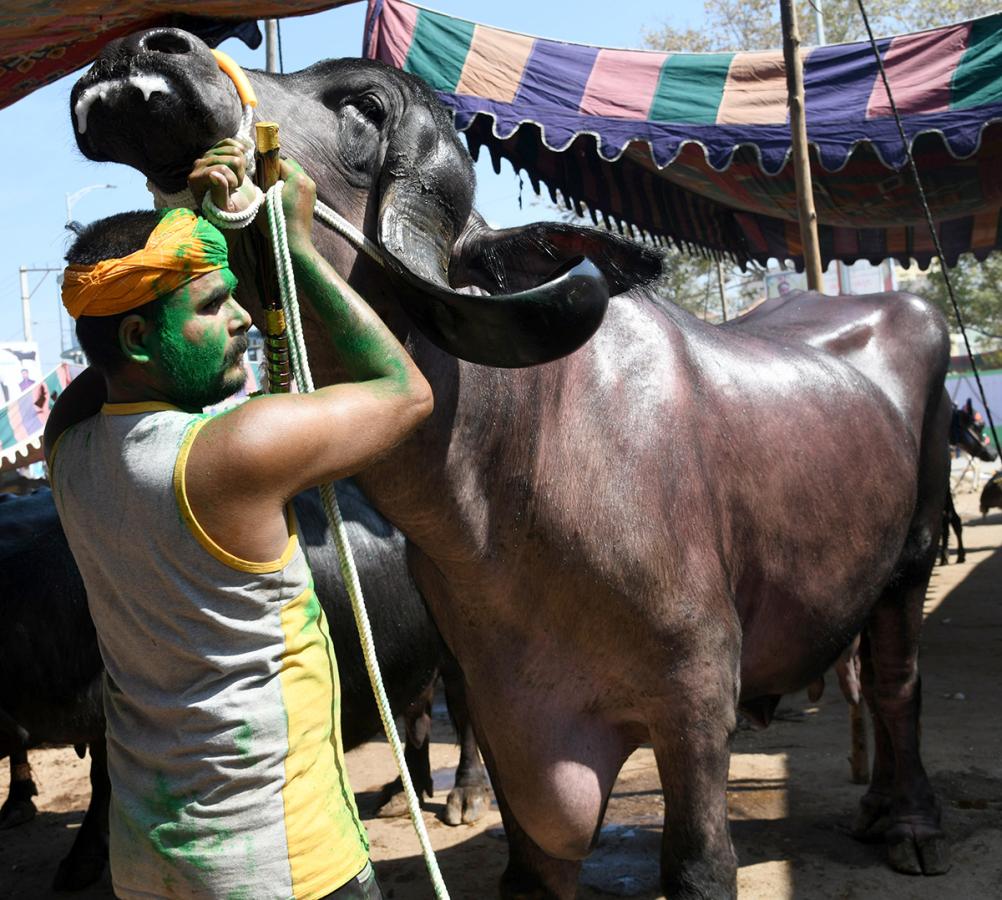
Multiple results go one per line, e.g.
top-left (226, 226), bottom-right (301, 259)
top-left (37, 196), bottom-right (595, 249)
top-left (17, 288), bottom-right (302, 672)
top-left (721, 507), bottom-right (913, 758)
top-left (449, 214), bottom-right (662, 296)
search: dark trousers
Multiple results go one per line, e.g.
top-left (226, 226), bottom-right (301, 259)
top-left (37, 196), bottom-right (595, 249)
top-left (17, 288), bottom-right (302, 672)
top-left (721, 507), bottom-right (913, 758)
top-left (320, 861), bottom-right (382, 900)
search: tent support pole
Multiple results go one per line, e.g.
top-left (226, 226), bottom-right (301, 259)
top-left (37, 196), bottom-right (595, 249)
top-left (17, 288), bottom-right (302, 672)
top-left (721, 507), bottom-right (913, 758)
top-left (780, 0), bottom-right (824, 291)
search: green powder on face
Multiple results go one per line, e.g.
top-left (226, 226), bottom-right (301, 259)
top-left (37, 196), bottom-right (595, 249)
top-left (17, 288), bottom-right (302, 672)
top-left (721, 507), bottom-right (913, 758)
top-left (155, 282), bottom-right (244, 410)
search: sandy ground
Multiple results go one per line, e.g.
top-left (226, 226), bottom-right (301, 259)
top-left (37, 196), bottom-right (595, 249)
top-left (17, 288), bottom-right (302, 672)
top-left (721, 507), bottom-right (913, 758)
top-left (2, 487), bottom-right (1001, 899)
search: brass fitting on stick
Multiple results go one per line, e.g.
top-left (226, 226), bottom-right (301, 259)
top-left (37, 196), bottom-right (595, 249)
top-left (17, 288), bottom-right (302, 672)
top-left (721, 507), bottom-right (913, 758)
top-left (254, 122), bottom-right (291, 393)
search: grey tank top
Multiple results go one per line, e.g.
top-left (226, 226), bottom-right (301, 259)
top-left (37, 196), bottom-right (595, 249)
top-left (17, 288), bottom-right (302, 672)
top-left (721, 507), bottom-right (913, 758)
top-left (51, 401), bottom-right (368, 899)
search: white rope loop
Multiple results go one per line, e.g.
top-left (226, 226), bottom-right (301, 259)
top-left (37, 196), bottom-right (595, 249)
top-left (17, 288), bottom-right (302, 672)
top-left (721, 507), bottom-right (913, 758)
top-left (262, 184), bottom-right (450, 900)
top-left (201, 183), bottom-right (265, 231)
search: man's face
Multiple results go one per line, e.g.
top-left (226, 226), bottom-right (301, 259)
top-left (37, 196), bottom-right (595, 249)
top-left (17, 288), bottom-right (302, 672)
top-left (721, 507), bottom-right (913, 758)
top-left (149, 268), bottom-right (251, 410)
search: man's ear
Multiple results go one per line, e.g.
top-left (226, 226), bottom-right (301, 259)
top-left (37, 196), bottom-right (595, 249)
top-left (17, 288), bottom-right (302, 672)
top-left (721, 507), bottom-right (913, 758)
top-left (118, 313), bottom-right (153, 364)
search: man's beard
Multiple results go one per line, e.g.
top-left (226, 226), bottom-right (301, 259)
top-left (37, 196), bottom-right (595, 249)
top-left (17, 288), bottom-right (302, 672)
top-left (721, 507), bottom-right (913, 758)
top-left (161, 333), bottom-right (249, 410)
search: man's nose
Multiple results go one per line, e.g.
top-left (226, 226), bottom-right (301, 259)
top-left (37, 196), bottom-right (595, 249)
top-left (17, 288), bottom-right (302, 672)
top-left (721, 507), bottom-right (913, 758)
top-left (230, 299), bottom-right (252, 332)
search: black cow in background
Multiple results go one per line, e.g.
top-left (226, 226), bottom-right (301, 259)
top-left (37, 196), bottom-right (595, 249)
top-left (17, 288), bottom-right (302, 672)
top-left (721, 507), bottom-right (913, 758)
top-left (0, 485), bottom-right (489, 890)
top-left (940, 400), bottom-right (998, 564)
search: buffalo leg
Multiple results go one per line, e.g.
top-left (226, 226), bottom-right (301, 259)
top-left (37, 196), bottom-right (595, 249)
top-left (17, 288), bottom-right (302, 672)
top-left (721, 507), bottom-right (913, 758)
top-left (0, 749), bottom-right (37, 829)
top-left (440, 651), bottom-right (491, 826)
top-left (651, 670), bottom-right (739, 900)
top-left (948, 495), bottom-right (965, 564)
top-left (855, 573), bottom-right (949, 876)
top-left (53, 738), bottom-right (110, 891)
top-left (375, 679), bottom-right (436, 818)
top-left (853, 631), bottom-right (895, 841)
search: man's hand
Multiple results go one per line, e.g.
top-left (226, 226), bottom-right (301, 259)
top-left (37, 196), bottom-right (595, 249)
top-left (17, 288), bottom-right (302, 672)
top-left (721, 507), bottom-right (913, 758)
top-left (188, 138), bottom-right (258, 214)
top-left (278, 158), bottom-right (318, 248)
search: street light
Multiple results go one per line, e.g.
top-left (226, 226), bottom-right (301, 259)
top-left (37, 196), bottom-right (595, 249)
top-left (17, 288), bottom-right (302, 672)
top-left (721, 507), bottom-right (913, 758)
top-left (65, 183), bottom-right (116, 226)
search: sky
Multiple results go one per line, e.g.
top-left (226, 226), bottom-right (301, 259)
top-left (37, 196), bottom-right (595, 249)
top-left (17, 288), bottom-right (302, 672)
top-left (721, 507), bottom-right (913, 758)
top-left (0, 1), bottom-right (706, 370)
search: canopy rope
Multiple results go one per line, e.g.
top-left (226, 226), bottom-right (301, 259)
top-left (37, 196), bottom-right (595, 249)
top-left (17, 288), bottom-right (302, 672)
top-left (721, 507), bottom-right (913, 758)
top-left (856, 0), bottom-right (1000, 451)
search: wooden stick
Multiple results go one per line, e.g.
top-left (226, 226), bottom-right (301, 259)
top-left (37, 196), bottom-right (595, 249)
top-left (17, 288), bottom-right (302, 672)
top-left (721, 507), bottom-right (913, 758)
top-left (780, 0), bottom-right (824, 292)
top-left (254, 121), bottom-right (292, 393)
top-left (848, 700), bottom-right (870, 784)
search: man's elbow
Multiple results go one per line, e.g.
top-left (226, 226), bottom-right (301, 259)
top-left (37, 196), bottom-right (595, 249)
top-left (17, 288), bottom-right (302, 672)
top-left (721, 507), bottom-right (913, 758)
top-left (404, 378), bottom-right (434, 428)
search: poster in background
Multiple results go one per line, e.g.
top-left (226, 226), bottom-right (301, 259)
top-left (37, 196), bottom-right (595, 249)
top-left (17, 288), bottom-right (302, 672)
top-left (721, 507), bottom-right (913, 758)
top-left (763, 259), bottom-right (896, 299)
top-left (763, 266), bottom-right (840, 299)
top-left (0, 342), bottom-right (41, 404)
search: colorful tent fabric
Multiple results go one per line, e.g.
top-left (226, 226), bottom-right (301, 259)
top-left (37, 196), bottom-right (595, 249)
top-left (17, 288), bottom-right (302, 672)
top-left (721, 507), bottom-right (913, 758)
top-left (0, 362), bottom-right (81, 472)
top-left (0, 1), bottom-right (359, 111)
top-left (0, 358), bottom-right (261, 474)
top-left (365, 0), bottom-right (1002, 269)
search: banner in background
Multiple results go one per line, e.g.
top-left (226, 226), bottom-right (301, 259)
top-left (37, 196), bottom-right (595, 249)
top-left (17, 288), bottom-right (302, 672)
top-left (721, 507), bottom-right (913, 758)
top-left (0, 341), bottom-right (41, 404)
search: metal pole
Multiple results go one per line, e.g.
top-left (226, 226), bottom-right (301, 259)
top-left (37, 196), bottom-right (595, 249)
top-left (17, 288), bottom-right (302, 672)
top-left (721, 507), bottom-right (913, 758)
top-left (19, 267), bottom-right (32, 342)
top-left (265, 20), bottom-right (279, 74)
top-left (780, 0), bottom-right (824, 291)
top-left (716, 260), bottom-right (728, 322)
top-left (813, 0), bottom-right (826, 45)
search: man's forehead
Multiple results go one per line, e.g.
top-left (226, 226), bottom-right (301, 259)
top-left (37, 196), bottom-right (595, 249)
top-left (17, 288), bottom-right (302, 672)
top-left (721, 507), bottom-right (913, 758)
top-left (164, 267), bottom-right (236, 306)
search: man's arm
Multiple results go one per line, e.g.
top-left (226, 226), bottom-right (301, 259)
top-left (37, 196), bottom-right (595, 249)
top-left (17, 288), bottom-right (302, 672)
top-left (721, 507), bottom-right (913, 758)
top-left (43, 367), bottom-right (107, 459)
top-left (185, 158), bottom-right (432, 560)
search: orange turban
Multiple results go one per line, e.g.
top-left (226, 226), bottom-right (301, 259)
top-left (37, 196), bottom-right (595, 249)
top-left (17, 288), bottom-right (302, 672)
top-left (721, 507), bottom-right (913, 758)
top-left (61, 209), bottom-right (229, 319)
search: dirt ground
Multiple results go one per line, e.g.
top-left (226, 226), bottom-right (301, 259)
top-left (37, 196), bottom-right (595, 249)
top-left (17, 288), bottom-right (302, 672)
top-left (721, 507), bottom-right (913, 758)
top-left (2, 487), bottom-right (1001, 899)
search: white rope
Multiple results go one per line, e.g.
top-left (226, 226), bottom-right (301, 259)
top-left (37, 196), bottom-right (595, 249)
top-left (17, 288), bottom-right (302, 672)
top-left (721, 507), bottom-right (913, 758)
top-left (143, 104), bottom-right (448, 892)
top-left (263, 183), bottom-right (450, 900)
top-left (201, 183), bottom-right (265, 231)
top-left (313, 200), bottom-right (386, 269)
top-left (147, 103), bottom-right (256, 210)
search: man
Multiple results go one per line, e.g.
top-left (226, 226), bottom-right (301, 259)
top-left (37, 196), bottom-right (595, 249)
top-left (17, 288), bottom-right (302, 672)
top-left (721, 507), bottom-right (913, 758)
top-left (44, 147), bottom-right (432, 899)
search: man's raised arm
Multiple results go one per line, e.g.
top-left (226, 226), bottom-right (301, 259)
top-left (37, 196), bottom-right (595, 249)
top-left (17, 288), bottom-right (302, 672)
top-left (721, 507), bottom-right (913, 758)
top-left (189, 158), bottom-right (433, 507)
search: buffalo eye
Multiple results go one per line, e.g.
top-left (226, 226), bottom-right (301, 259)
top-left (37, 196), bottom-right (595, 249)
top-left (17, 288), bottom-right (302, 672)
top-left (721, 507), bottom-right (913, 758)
top-left (350, 93), bottom-right (385, 126)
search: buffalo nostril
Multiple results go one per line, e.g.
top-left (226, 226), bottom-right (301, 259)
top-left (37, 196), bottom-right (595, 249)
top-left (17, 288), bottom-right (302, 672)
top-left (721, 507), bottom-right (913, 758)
top-left (139, 29), bottom-right (193, 56)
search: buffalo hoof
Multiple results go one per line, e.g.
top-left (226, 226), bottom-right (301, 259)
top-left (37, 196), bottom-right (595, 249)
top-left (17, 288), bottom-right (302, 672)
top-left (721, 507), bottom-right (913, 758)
top-left (852, 792), bottom-right (891, 843)
top-left (956, 551), bottom-right (966, 564)
top-left (374, 776), bottom-right (430, 818)
top-left (0, 797), bottom-right (36, 829)
top-left (885, 820), bottom-right (951, 876)
top-left (53, 850), bottom-right (108, 891)
top-left (444, 782), bottom-right (492, 825)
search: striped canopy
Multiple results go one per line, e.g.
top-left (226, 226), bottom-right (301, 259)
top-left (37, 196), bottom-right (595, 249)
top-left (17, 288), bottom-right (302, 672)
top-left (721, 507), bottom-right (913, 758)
top-left (0, 1), bottom-right (361, 111)
top-left (365, 0), bottom-right (1002, 269)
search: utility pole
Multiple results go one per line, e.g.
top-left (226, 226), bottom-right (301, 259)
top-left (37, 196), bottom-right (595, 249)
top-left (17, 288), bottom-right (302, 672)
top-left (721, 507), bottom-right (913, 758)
top-left (17, 266), bottom-right (63, 346)
top-left (780, 0), bottom-right (824, 291)
top-left (716, 260), bottom-right (728, 322)
top-left (813, 0), bottom-right (826, 45)
top-left (265, 20), bottom-right (279, 73)
top-left (19, 267), bottom-right (32, 342)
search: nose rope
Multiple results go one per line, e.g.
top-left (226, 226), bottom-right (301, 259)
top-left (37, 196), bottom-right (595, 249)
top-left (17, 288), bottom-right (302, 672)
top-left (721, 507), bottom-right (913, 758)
top-left (146, 101), bottom-right (257, 212)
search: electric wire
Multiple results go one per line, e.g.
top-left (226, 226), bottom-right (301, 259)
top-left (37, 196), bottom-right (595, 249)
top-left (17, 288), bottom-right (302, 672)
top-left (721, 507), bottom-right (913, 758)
top-left (856, 0), bottom-right (1000, 450)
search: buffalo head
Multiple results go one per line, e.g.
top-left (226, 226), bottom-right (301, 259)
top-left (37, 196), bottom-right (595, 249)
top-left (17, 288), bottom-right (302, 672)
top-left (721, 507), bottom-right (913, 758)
top-left (71, 28), bottom-right (662, 366)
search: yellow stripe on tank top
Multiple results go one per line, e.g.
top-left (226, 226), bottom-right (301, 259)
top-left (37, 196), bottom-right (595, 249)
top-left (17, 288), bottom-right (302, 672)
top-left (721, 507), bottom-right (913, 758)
top-left (279, 584), bottom-right (369, 898)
